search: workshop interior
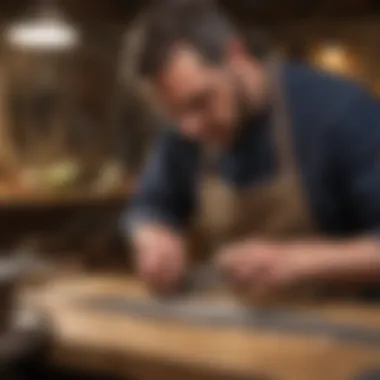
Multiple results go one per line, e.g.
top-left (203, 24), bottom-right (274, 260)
top-left (0, 0), bottom-right (379, 379)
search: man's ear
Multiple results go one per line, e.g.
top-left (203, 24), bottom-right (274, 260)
top-left (139, 80), bottom-right (169, 121)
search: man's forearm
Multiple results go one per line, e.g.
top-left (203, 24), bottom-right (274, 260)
top-left (294, 237), bottom-right (380, 283)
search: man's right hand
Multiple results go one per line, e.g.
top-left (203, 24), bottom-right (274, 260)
top-left (132, 224), bottom-right (187, 293)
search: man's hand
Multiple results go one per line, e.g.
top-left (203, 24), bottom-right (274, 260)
top-left (216, 238), bottom-right (380, 299)
top-left (216, 240), bottom-right (294, 298)
top-left (132, 224), bottom-right (187, 293)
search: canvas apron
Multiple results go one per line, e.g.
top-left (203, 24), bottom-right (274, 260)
top-left (190, 59), bottom-right (316, 262)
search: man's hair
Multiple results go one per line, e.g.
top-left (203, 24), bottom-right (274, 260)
top-left (138, 0), bottom-right (235, 79)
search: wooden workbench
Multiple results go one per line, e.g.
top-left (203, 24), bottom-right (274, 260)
top-left (19, 275), bottom-right (380, 380)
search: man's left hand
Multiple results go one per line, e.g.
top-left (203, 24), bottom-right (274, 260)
top-left (215, 240), bottom-right (329, 298)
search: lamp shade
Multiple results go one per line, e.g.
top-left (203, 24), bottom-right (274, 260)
top-left (6, 18), bottom-right (78, 50)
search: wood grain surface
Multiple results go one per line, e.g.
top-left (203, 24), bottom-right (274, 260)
top-left (19, 274), bottom-right (380, 380)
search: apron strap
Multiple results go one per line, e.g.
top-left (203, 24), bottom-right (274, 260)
top-left (269, 57), bottom-right (316, 232)
top-left (268, 57), bottom-right (297, 175)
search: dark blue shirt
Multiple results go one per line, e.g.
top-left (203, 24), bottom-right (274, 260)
top-left (124, 63), bottom-right (380, 238)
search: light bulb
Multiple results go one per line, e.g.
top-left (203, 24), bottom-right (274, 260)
top-left (6, 19), bottom-right (78, 50)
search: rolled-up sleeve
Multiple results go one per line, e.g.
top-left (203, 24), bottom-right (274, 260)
top-left (121, 130), bottom-right (198, 234)
top-left (333, 88), bottom-right (380, 234)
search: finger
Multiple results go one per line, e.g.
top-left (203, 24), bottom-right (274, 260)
top-left (216, 246), bottom-right (250, 274)
top-left (261, 265), bottom-right (296, 293)
top-left (153, 250), bottom-right (186, 293)
top-left (217, 240), bottom-right (275, 268)
top-left (158, 259), bottom-right (183, 290)
top-left (139, 250), bottom-right (169, 291)
top-left (138, 249), bottom-right (159, 276)
top-left (220, 255), bottom-right (270, 287)
top-left (248, 262), bottom-right (295, 301)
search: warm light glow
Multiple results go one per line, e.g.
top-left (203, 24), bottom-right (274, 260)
top-left (312, 44), bottom-right (350, 74)
top-left (6, 19), bottom-right (78, 50)
top-left (319, 46), bottom-right (345, 70)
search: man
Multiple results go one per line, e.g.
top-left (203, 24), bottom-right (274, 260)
top-left (124, 0), bottom-right (380, 297)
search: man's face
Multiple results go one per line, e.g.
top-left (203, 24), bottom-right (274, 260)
top-left (154, 45), bottom-right (242, 145)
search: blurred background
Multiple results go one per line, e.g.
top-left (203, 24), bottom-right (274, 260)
top-left (0, 1), bottom-right (378, 379)
top-left (0, 0), bottom-right (379, 267)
